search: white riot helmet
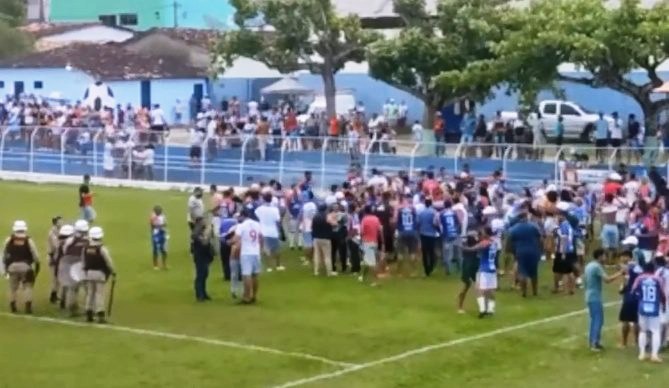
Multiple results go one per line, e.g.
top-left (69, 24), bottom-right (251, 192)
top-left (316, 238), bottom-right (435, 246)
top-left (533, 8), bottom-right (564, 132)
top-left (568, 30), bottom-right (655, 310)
top-left (74, 220), bottom-right (90, 233)
top-left (12, 220), bottom-right (27, 234)
top-left (89, 226), bottom-right (104, 240)
top-left (59, 224), bottom-right (74, 237)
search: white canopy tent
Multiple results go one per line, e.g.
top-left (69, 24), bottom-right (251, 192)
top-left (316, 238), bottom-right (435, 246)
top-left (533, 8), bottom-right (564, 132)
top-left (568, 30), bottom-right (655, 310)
top-left (261, 77), bottom-right (314, 95)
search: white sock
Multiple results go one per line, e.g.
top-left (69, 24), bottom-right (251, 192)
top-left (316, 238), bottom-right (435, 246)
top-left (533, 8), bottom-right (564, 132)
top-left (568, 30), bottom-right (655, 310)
top-left (651, 329), bottom-right (661, 358)
top-left (477, 297), bottom-right (485, 313)
top-left (487, 300), bottom-right (496, 314)
top-left (639, 331), bottom-right (648, 358)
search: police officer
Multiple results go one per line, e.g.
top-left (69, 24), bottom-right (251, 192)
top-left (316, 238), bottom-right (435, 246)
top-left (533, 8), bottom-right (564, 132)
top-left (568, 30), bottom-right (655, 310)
top-left (83, 227), bottom-right (115, 323)
top-left (47, 216), bottom-right (63, 303)
top-left (2, 221), bottom-right (40, 314)
top-left (59, 220), bottom-right (89, 316)
top-left (191, 216), bottom-right (214, 301)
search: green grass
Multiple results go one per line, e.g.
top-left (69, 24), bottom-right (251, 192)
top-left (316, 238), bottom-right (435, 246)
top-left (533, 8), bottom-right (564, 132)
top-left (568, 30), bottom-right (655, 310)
top-left (0, 181), bottom-right (667, 388)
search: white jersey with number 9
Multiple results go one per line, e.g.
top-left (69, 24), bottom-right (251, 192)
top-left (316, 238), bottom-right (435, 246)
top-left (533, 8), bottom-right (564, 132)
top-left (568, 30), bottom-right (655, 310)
top-left (236, 219), bottom-right (262, 256)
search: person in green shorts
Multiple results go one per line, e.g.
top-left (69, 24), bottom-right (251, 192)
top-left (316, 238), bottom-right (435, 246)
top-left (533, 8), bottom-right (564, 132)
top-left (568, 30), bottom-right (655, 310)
top-left (458, 232), bottom-right (479, 314)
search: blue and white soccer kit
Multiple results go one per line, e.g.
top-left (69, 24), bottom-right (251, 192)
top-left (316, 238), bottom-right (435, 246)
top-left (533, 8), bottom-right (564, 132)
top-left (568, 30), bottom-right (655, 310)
top-left (477, 241), bottom-right (498, 291)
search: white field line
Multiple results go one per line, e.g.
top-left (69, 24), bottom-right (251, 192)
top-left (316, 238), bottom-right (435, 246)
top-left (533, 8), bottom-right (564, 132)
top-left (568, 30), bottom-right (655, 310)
top-left (272, 301), bottom-right (622, 388)
top-left (0, 312), bottom-right (356, 368)
top-left (552, 324), bottom-right (617, 346)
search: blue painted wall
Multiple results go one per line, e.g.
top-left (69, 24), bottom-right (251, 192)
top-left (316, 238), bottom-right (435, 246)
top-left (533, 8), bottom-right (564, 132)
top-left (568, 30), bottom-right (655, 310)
top-left (0, 67), bottom-right (205, 124)
top-left (0, 68), bottom-right (95, 99)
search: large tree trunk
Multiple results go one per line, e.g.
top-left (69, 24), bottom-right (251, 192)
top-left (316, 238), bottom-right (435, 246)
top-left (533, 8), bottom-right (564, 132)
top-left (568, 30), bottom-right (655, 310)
top-left (641, 100), bottom-right (661, 168)
top-left (422, 101), bottom-right (438, 128)
top-left (321, 69), bottom-right (337, 119)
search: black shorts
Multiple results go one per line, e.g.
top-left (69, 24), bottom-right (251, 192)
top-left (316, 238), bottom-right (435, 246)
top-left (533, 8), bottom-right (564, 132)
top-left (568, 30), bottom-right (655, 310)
top-left (397, 232), bottom-right (418, 254)
top-left (461, 257), bottom-right (478, 286)
top-left (610, 138), bottom-right (621, 148)
top-left (595, 139), bottom-right (608, 148)
top-left (190, 145), bottom-right (202, 159)
top-left (553, 252), bottom-right (576, 274)
top-left (619, 300), bottom-right (638, 323)
top-left (381, 228), bottom-right (395, 254)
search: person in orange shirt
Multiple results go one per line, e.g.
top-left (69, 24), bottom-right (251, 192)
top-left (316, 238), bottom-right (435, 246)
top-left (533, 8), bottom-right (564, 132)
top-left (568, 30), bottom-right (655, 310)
top-left (329, 115), bottom-right (340, 151)
top-left (360, 205), bottom-right (383, 286)
top-left (79, 174), bottom-right (96, 223)
top-left (433, 112), bottom-right (445, 156)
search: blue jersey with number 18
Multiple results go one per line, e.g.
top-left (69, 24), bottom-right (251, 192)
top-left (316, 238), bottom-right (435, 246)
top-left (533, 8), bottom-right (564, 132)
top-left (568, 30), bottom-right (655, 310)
top-left (633, 274), bottom-right (664, 317)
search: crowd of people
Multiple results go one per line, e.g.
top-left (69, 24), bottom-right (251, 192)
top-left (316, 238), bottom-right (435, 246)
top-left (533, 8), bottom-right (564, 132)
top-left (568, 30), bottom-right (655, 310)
top-left (174, 164), bottom-right (669, 361)
top-left (3, 160), bottom-right (669, 363)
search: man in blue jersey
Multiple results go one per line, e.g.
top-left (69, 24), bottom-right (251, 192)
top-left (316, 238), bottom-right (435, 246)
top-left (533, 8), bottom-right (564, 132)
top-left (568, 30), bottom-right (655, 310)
top-left (149, 206), bottom-right (168, 270)
top-left (553, 204), bottom-right (577, 295)
top-left (219, 209), bottom-right (239, 283)
top-left (439, 200), bottom-right (461, 276)
top-left (507, 210), bottom-right (542, 297)
top-left (618, 236), bottom-right (643, 348)
top-left (463, 226), bottom-right (498, 318)
top-left (584, 249), bottom-right (624, 352)
top-left (395, 196), bottom-right (419, 277)
top-left (416, 199), bottom-right (439, 277)
top-left (654, 256), bottom-right (669, 348)
top-left (632, 261), bottom-right (666, 362)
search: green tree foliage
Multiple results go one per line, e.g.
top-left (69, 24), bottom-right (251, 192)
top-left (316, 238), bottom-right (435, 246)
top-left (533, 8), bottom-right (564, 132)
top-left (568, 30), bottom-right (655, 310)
top-left (212, 0), bottom-right (379, 117)
top-left (498, 0), bottom-right (669, 135)
top-left (0, 0), bottom-right (31, 59)
top-left (367, 0), bottom-right (521, 125)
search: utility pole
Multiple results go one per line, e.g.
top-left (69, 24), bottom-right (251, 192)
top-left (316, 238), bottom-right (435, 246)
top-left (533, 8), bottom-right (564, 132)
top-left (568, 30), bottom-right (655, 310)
top-left (172, 0), bottom-right (180, 28)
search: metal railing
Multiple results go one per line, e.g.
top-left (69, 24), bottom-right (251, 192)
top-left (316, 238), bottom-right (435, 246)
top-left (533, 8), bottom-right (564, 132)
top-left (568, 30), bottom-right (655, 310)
top-left (1, 126), bottom-right (665, 190)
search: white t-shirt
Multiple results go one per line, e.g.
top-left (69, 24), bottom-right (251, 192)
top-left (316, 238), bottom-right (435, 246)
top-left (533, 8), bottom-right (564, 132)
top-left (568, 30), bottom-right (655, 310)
top-left (190, 129), bottom-right (204, 146)
top-left (236, 219), bottom-right (262, 256)
top-left (142, 148), bottom-right (154, 166)
top-left (301, 202), bottom-right (317, 232)
top-left (150, 108), bottom-right (166, 125)
top-left (412, 123), bottom-right (423, 141)
top-left (255, 204), bottom-right (280, 238)
top-left (610, 118), bottom-right (623, 139)
top-left (248, 101), bottom-right (259, 116)
top-left (452, 203), bottom-right (468, 237)
top-left (103, 142), bottom-right (114, 171)
top-left (206, 120), bottom-right (217, 138)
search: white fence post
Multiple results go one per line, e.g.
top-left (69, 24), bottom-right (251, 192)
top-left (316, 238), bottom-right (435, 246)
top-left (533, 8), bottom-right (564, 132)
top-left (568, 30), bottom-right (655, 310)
top-left (200, 135), bottom-right (210, 185)
top-left (320, 137), bottom-right (329, 192)
top-left (363, 135), bottom-right (376, 181)
top-left (92, 129), bottom-right (103, 177)
top-left (239, 136), bottom-right (251, 186)
top-left (0, 129), bottom-right (8, 170)
top-left (554, 146), bottom-right (565, 185)
top-left (29, 127), bottom-right (39, 173)
top-left (278, 137), bottom-right (287, 184)
top-left (502, 144), bottom-right (515, 179)
top-left (408, 142), bottom-right (420, 179)
top-left (60, 128), bottom-right (71, 175)
top-left (453, 141), bottom-right (465, 173)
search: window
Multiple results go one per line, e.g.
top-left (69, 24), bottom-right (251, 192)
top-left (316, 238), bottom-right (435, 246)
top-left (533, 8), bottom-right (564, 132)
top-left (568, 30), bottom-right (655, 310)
top-left (560, 104), bottom-right (580, 116)
top-left (0, 81), bottom-right (4, 88)
top-left (34, 81), bottom-right (43, 89)
top-left (98, 14), bottom-right (117, 26)
top-left (119, 13), bottom-right (138, 26)
top-left (543, 103), bottom-right (557, 115)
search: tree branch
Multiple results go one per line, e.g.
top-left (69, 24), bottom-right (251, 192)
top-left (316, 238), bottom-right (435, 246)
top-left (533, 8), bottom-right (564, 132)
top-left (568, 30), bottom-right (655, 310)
top-left (557, 74), bottom-right (595, 86)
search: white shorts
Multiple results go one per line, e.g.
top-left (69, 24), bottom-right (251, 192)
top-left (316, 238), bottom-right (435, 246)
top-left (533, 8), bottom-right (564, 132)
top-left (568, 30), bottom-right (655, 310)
top-left (638, 315), bottom-right (662, 332)
top-left (477, 272), bottom-right (498, 291)
top-left (240, 254), bottom-right (261, 276)
top-left (362, 243), bottom-right (377, 267)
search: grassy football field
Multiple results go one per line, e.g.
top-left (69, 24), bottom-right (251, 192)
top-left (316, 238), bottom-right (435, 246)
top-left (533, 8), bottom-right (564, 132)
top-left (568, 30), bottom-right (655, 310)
top-left (0, 181), bottom-right (667, 388)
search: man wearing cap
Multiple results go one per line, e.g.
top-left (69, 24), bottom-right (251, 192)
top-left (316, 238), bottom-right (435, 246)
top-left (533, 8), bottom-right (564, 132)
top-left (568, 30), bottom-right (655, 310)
top-left (2, 221), bottom-right (40, 314)
top-left (187, 187), bottom-right (205, 231)
top-left (47, 216), bottom-right (63, 303)
top-left (83, 226), bottom-right (115, 323)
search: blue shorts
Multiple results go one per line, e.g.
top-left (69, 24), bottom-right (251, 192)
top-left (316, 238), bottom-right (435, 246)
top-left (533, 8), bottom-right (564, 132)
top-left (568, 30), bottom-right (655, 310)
top-left (152, 231), bottom-right (166, 255)
top-left (600, 224), bottom-right (619, 249)
top-left (516, 254), bottom-right (539, 279)
top-left (81, 206), bottom-right (96, 222)
top-left (302, 232), bottom-right (313, 248)
top-left (240, 254), bottom-right (261, 276)
top-left (263, 237), bottom-right (280, 254)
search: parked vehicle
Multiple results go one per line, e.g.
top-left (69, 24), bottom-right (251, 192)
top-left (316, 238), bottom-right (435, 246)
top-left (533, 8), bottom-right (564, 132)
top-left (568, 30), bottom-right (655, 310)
top-left (500, 100), bottom-right (613, 141)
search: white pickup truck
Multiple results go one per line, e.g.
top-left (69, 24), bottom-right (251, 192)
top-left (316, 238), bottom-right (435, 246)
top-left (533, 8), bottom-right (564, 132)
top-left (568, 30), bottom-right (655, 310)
top-left (501, 100), bottom-right (613, 140)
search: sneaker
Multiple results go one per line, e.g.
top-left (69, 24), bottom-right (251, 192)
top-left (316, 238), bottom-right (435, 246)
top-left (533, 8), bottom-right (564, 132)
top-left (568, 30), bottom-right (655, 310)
top-left (277, 266), bottom-right (286, 271)
top-left (590, 346), bottom-right (602, 353)
top-left (357, 276), bottom-right (363, 282)
top-left (457, 309), bottom-right (465, 314)
top-left (267, 268), bottom-right (273, 273)
top-left (329, 272), bottom-right (338, 277)
top-left (153, 266), bottom-right (160, 271)
top-left (639, 354), bottom-right (649, 361)
top-left (650, 356), bottom-right (663, 363)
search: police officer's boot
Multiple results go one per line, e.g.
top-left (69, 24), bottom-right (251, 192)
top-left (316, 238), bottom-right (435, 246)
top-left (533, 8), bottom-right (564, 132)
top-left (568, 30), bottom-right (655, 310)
top-left (9, 301), bottom-right (17, 313)
top-left (85, 310), bottom-right (94, 323)
top-left (25, 302), bottom-right (32, 315)
top-left (49, 291), bottom-right (58, 304)
top-left (96, 311), bottom-right (107, 324)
